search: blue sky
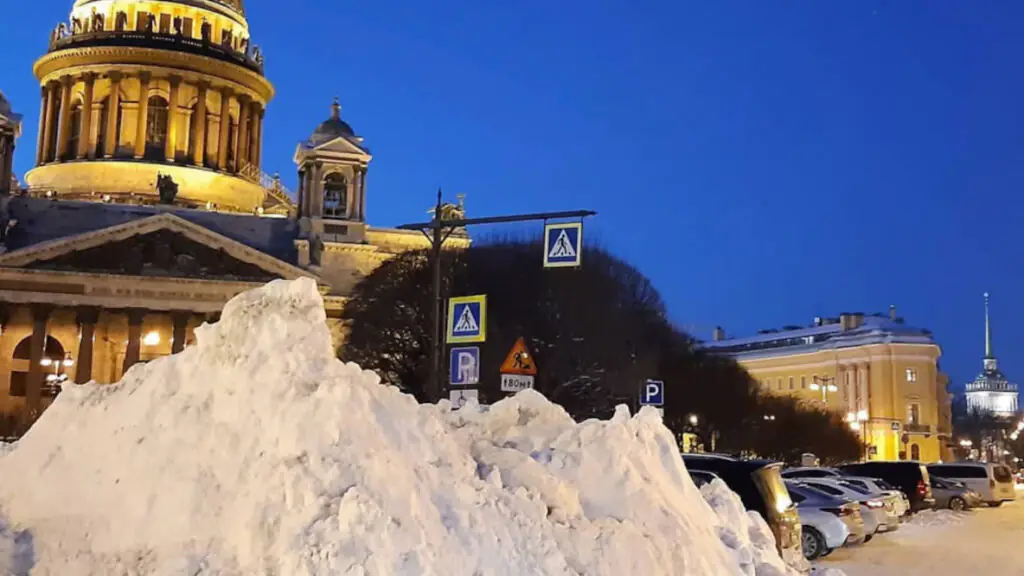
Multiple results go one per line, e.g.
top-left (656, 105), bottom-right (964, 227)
top-left (2, 1), bottom-right (1023, 391)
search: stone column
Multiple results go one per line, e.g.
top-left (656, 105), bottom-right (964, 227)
top-left (165, 75), bottom-right (181, 162)
top-left (171, 312), bottom-right (190, 354)
top-left (40, 82), bottom-right (59, 164)
top-left (216, 87), bottom-right (233, 170)
top-left (122, 309), bottom-right (145, 374)
top-left (35, 85), bottom-right (48, 165)
top-left (252, 107), bottom-right (263, 166)
top-left (25, 305), bottom-right (53, 421)
top-left (310, 162), bottom-right (323, 216)
top-left (296, 168), bottom-right (306, 216)
top-left (134, 72), bottom-right (152, 159)
top-left (76, 73), bottom-right (96, 159)
top-left (55, 75), bottom-right (75, 162)
top-left (103, 72), bottom-right (122, 158)
top-left (236, 95), bottom-right (251, 172)
top-left (358, 166), bottom-right (367, 220)
top-left (191, 82), bottom-right (209, 166)
top-left (75, 307), bottom-right (99, 384)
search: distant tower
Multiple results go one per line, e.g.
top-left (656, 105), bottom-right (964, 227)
top-left (965, 293), bottom-right (1019, 417)
top-left (293, 98), bottom-right (372, 254)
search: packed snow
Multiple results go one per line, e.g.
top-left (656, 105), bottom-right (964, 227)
top-left (821, 501), bottom-right (1024, 575)
top-left (0, 278), bottom-right (803, 575)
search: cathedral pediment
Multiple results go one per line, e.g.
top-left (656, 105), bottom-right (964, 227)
top-left (0, 213), bottom-right (315, 283)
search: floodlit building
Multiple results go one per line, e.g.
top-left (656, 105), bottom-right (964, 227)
top-left (0, 0), bottom-right (467, 426)
top-left (965, 293), bottom-right (1018, 417)
top-left (699, 309), bottom-right (952, 463)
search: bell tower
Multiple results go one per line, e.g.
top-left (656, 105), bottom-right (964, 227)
top-left (294, 98), bottom-right (371, 255)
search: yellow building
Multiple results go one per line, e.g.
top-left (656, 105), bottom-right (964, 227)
top-left (0, 0), bottom-right (468, 430)
top-left (701, 311), bottom-right (953, 463)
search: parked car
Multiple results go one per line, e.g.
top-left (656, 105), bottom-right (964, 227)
top-left (786, 481), bottom-right (866, 560)
top-left (795, 477), bottom-right (900, 536)
top-left (782, 467), bottom-right (847, 480)
top-left (689, 469), bottom-right (718, 488)
top-left (927, 462), bottom-right (1016, 507)
top-left (838, 461), bottom-right (936, 512)
top-left (840, 476), bottom-right (911, 519)
top-left (929, 475), bottom-right (982, 511)
top-left (682, 454), bottom-right (803, 564)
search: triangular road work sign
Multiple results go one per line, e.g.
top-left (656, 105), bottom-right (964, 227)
top-left (500, 337), bottom-right (538, 376)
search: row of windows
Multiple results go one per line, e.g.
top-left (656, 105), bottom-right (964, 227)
top-left (758, 368), bottom-right (921, 390)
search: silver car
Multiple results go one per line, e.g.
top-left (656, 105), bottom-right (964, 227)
top-left (786, 481), bottom-right (866, 560)
top-left (797, 477), bottom-right (901, 536)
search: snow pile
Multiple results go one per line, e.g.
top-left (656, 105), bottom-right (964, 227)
top-left (904, 510), bottom-right (967, 528)
top-left (0, 278), bottom-right (802, 575)
top-left (701, 479), bottom-right (807, 576)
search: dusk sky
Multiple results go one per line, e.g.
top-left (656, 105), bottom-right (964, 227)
top-left (2, 1), bottom-right (1022, 391)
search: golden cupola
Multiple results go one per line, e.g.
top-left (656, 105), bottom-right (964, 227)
top-left (25, 0), bottom-right (281, 213)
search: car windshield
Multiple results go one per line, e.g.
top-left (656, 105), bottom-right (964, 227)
top-left (806, 482), bottom-right (844, 496)
top-left (839, 481), bottom-right (871, 495)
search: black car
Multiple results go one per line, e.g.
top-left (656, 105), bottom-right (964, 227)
top-left (683, 454), bottom-right (803, 561)
top-left (837, 461), bottom-right (935, 512)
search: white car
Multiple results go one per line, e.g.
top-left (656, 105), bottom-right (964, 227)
top-left (785, 481), bottom-right (866, 560)
top-left (840, 476), bottom-right (910, 519)
top-left (927, 462), bottom-right (1016, 507)
top-left (796, 478), bottom-right (899, 537)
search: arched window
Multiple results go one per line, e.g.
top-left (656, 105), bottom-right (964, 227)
top-left (910, 443), bottom-right (920, 461)
top-left (145, 95), bottom-right (169, 159)
top-left (323, 173), bottom-right (347, 218)
top-left (66, 102), bottom-right (83, 158)
top-left (10, 335), bottom-right (67, 398)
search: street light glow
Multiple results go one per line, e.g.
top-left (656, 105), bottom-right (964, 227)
top-left (827, 384), bottom-right (838, 392)
top-left (688, 414), bottom-right (698, 426)
top-left (809, 383), bottom-right (820, 391)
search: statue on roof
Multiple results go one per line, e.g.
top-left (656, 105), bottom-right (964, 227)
top-left (156, 174), bottom-right (178, 205)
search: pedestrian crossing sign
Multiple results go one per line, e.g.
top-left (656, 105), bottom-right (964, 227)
top-left (447, 295), bottom-right (487, 343)
top-left (543, 222), bottom-right (583, 268)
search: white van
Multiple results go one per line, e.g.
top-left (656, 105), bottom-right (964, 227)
top-left (927, 462), bottom-right (1016, 507)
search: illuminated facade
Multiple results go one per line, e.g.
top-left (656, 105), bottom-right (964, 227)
top-left (965, 293), bottom-right (1018, 417)
top-left (0, 0), bottom-right (468, 429)
top-left (701, 310), bottom-right (953, 463)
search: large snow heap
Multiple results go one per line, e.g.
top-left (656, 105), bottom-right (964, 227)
top-left (0, 278), bottom-right (798, 575)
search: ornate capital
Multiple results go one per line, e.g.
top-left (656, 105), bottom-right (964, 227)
top-left (168, 74), bottom-right (183, 88)
top-left (138, 71), bottom-right (152, 85)
top-left (107, 71), bottom-right (123, 83)
top-left (81, 72), bottom-right (97, 83)
top-left (59, 75), bottom-right (74, 87)
top-left (125, 308), bottom-right (147, 325)
top-left (75, 306), bottom-right (100, 325)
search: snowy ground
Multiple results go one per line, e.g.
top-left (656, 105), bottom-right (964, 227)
top-left (819, 497), bottom-right (1024, 575)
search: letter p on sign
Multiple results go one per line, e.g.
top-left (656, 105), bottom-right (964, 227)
top-left (641, 380), bottom-right (664, 406)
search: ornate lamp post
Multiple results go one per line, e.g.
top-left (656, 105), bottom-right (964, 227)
top-left (809, 375), bottom-right (839, 406)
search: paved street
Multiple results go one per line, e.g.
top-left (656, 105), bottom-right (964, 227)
top-left (820, 496), bottom-right (1024, 575)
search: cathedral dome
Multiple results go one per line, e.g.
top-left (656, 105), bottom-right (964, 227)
top-left (73, 0), bottom-right (246, 19)
top-left (313, 99), bottom-right (356, 140)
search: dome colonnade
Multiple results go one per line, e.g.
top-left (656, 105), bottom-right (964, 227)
top-left (25, 0), bottom-right (276, 213)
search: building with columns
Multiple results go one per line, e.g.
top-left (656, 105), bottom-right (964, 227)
top-left (965, 293), bottom-right (1018, 417)
top-left (699, 310), bottom-right (953, 463)
top-left (0, 92), bottom-right (22, 194)
top-left (0, 0), bottom-right (468, 431)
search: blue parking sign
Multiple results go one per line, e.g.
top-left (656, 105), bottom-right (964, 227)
top-left (640, 379), bottom-right (664, 406)
top-left (449, 347), bottom-right (480, 386)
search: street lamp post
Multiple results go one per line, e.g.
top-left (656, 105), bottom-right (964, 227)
top-left (809, 375), bottom-right (839, 407)
top-left (846, 410), bottom-right (869, 460)
top-left (398, 190), bottom-right (596, 402)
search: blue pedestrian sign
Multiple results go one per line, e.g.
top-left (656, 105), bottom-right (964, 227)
top-left (640, 379), bottom-right (664, 407)
top-left (543, 222), bottom-right (583, 268)
top-left (446, 295), bottom-right (487, 344)
top-left (449, 347), bottom-right (480, 386)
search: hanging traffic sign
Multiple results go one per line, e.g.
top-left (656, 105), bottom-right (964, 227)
top-left (446, 295), bottom-right (487, 343)
top-left (543, 222), bottom-right (583, 268)
top-left (640, 379), bottom-right (664, 406)
top-left (449, 347), bottom-right (480, 386)
top-left (499, 337), bottom-right (537, 376)
top-left (450, 388), bottom-right (479, 410)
